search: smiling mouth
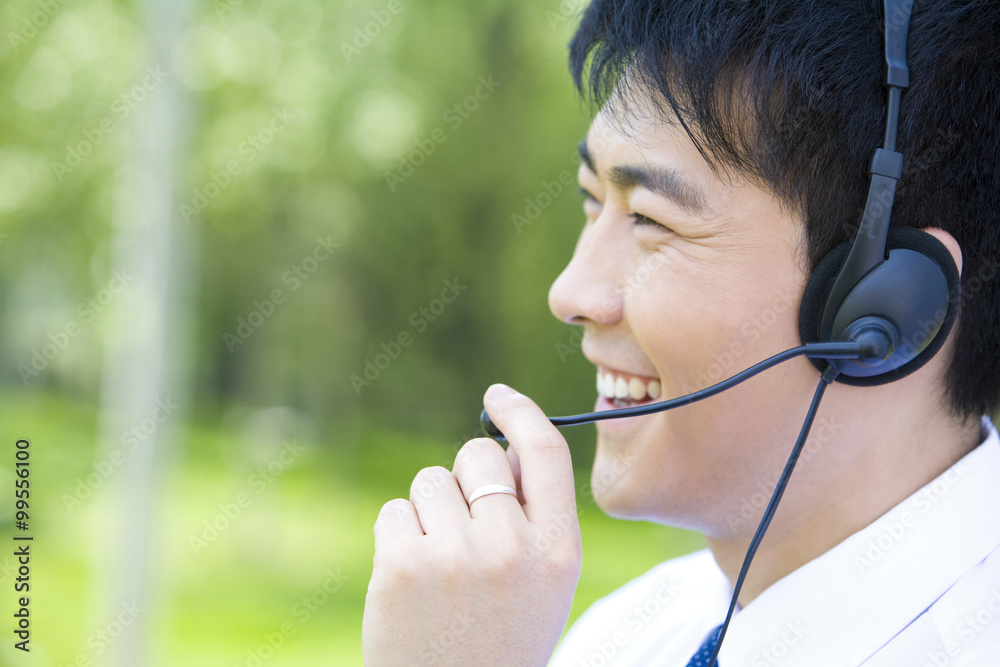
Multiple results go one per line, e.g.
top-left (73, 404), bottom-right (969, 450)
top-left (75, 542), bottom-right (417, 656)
top-left (596, 367), bottom-right (662, 407)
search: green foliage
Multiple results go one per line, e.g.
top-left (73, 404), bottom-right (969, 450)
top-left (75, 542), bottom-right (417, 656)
top-left (0, 0), bottom-right (704, 663)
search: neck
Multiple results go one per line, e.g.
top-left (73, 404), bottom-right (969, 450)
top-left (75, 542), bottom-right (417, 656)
top-left (706, 382), bottom-right (982, 607)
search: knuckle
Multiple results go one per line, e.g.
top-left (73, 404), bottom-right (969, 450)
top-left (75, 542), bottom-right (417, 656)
top-left (459, 437), bottom-right (503, 459)
top-left (375, 498), bottom-right (412, 528)
top-left (453, 438), bottom-right (503, 473)
top-left (546, 541), bottom-right (583, 578)
top-left (409, 466), bottom-right (453, 503)
top-left (524, 523), bottom-right (581, 579)
top-left (431, 541), bottom-right (475, 582)
top-left (380, 550), bottom-right (424, 588)
top-left (478, 542), bottom-right (523, 581)
top-left (378, 497), bottom-right (411, 517)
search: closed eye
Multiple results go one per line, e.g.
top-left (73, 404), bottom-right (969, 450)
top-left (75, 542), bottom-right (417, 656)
top-left (577, 186), bottom-right (600, 204)
top-left (631, 213), bottom-right (670, 231)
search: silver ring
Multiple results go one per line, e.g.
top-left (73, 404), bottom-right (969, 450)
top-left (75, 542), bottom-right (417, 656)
top-left (467, 483), bottom-right (518, 506)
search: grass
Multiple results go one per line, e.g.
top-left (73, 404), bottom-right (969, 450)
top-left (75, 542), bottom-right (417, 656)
top-left (0, 391), bottom-right (703, 666)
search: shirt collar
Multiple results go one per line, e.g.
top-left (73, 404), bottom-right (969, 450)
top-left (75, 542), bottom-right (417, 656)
top-left (718, 417), bottom-right (1000, 666)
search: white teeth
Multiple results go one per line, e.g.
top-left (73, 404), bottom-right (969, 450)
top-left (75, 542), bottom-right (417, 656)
top-left (601, 373), bottom-right (615, 398)
top-left (629, 377), bottom-right (645, 400)
top-left (595, 371), bottom-right (662, 403)
top-left (614, 377), bottom-right (629, 399)
top-left (648, 380), bottom-right (661, 399)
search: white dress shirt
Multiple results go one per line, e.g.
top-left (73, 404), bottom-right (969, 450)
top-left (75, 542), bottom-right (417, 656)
top-left (550, 417), bottom-right (1000, 666)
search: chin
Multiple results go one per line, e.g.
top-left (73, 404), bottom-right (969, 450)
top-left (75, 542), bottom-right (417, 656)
top-left (587, 433), bottom-right (717, 529)
top-left (589, 483), bottom-right (642, 520)
top-left (586, 442), bottom-right (649, 520)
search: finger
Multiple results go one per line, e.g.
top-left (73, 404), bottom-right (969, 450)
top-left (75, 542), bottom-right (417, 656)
top-left (408, 466), bottom-right (468, 534)
top-left (452, 438), bottom-right (523, 522)
top-left (373, 498), bottom-right (423, 554)
top-left (483, 384), bottom-right (577, 524)
top-left (506, 443), bottom-right (525, 504)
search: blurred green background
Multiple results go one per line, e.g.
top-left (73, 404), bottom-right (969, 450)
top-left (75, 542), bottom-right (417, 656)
top-left (0, 0), bottom-right (702, 665)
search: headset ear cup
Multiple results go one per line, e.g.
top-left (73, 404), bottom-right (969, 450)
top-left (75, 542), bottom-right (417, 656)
top-left (798, 227), bottom-right (961, 386)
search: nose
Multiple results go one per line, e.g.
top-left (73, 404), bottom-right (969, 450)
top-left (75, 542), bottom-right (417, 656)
top-left (548, 218), bottom-right (626, 326)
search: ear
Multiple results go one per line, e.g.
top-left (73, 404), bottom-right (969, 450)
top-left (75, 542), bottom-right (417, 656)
top-left (920, 227), bottom-right (963, 278)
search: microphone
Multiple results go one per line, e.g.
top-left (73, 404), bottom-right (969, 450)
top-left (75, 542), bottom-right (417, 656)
top-left (480, 341), bottom-right (864, 441)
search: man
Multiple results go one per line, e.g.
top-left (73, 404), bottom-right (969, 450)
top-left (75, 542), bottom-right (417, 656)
top-left (363, 1), bottom-right (1000, 664)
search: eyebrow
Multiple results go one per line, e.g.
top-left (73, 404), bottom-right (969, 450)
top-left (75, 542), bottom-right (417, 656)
top-left (578, 140), bottom-right (709, 215)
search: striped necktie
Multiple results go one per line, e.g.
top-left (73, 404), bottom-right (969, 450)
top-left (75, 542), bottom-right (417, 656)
top-left (685, 624), bottom-right (722, 667)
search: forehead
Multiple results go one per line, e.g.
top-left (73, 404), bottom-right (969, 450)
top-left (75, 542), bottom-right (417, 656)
top-left (580, 95), bottom-right (735, 198)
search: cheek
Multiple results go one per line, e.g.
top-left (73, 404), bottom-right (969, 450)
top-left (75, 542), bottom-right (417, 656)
top-left (626, 251), bottom-right (805, 391)
top-left (626, 263), bottom-right (748, 377)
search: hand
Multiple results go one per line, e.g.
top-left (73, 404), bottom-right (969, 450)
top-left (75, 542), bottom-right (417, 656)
top-left (362, 384), bottom-right (582, 666)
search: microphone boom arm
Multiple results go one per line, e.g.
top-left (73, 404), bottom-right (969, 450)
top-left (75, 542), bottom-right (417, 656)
top-left (480, 341), bottom-right (861, 441)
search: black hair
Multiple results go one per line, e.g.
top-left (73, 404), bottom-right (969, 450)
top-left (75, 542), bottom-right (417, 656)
top-left (569, 0), bottom-right (1000, 420)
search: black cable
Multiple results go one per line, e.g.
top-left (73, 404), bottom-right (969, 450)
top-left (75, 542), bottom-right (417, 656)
top-left (706, 364), bottom-right (840, 665)
top-left (480, 342), bottom-right (859, 440)
top-left (550, 343), bottom-right (856, 428)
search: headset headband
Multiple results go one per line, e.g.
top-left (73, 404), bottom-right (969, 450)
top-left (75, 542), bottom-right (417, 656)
top-left (819, 0), bottom-right (913, 339)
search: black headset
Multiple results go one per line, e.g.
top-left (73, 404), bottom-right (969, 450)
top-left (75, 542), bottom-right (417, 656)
top-left (798, 0), bottom-right (960, 384)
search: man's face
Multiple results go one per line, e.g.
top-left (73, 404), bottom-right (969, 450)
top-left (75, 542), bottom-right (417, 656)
top-left (548, 94), bottom-right (824, 535)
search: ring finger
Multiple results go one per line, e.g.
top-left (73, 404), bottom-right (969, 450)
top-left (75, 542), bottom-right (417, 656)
top-left (452, 438), bottom-right (523, 522)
